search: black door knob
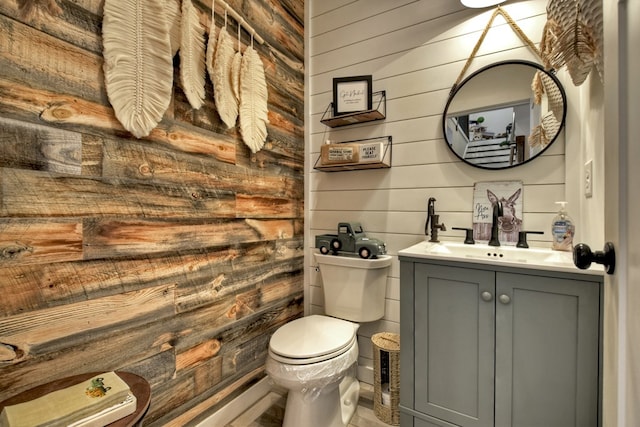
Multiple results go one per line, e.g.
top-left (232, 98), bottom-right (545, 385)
top-left (573, 242), bottom-right (616, 275)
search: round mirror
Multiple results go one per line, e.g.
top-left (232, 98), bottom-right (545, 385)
top-left (443, 60), bottom-right (566, 169)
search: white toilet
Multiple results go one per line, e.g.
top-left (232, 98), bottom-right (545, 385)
top-left (266, 253), bottom-right (392, 427)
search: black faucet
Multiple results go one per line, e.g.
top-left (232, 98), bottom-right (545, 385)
top-left (426, 197), bottom-right (446, 243)
top-left (488, 200), bottom-right (503, 247)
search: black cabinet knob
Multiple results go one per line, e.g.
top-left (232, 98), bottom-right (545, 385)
top-left (573, 242), bottom-right (616, 275)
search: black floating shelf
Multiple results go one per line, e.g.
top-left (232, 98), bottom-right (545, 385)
top-left (314, 136), bottom-right (392, 172)
top-left (320, 91), bottom-right (386, 128)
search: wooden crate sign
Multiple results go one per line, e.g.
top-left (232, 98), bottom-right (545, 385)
top-left (320, 144), bottom-right (359, 165)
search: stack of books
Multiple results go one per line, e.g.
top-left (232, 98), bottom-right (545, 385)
top-left (0, 372), bottom-right (136, 427)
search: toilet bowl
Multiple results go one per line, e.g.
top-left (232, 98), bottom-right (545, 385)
top-left (266, 254), bottom-right (392, 427)
top-left (266, 315), bottom-right (360, 427)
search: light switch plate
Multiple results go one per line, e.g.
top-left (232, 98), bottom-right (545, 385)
top-left (585, 159), bottom-right (593, 198)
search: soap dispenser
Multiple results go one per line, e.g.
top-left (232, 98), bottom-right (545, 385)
top-left (551, 201), bottom-right (575, 251)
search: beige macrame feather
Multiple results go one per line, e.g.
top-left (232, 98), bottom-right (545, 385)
top-left (166, 0), bottom-right (181, 56)
top-left (544, 0), bottom-right (603, 86)
top-left (179, 0), bottom-right (206, 109)
top-left (103, 0), bottom-right (173, 138)
top-left (529, 111), bottom-right (560, 148)
top-left (239, 46), bottom-right (269, 153)
top-left (205, 1), bottom-right (217, 82)
top-left (231, 51), bottom-right (242, 102)
top-left (531, 70), bottom-right (544, 105)
top-left (213, 29), bottom-right (238, 128)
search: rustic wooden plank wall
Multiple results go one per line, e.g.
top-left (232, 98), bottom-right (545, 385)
top-left (0, 0), bottom-right (304, 424)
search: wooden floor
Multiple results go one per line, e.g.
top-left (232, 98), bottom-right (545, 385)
top-left (225, 382), bottom-right (393, 427)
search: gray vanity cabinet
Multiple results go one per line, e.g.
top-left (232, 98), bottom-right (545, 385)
top-left (399, 259), bottom-right (602, 427)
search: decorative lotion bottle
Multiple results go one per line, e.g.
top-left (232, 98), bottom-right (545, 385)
top-left (551, 201), bottom-right (575, 251)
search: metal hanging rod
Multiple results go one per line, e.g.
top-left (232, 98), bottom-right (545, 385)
top-left (217, 0), bottom-right (265, 45)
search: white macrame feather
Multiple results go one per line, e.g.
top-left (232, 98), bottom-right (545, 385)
top-left (205, 1), bottom-right (217, 82)
top-left (179, 0), bottom-right (206, 109)
top-left (165, 0), bottom-right (181, 56)
top-left (239, 46), bottom-right (269, 153)
top-left (213, 29), bottom-right (238, 128)
top-left (103, 0), bottom-right (173, 138)
top-left (231, 51), bottom-right (242, 102)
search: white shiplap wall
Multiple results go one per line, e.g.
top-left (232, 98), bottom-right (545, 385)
top-left (306, 0), bottom-right (571, 384)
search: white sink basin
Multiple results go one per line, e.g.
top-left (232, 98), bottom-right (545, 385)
top-left (398, 240), bottom-right (603, 275)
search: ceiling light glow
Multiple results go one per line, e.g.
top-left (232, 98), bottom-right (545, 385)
top-left (461, 0), bottom-right (506, 8)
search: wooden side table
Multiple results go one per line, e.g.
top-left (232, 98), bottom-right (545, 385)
top-left (0, 371), bottom-right (151, 427)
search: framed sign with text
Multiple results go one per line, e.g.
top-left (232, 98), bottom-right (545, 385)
top-left (332, 75), bottom-right (373, 116)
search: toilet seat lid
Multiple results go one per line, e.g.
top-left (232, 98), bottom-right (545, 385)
top-left (269, 315), bottom-right (356, 360)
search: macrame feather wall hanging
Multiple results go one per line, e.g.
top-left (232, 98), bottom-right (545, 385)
top-left (239, 44), bottom-right (269, 153)
top-left (213, 15), bottom-right (239, 129)
top-left (540, 0), bottom-right (603, 86)
top-left (180, 0), bottom-right (207, 110)
top-left (102, 0), bottom-right (270, 153)
top-left (102, 0), bottom-right (174, 139)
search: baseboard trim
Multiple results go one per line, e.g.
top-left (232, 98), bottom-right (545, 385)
top-left (194, 376), bottom-right (272, 427)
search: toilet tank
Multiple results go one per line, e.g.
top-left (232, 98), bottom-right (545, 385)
top-left (314, 253), bottom-right (392, 322)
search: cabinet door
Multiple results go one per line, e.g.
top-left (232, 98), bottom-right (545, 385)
top-left (495, 273), bottom-right (600, 427)
top-left (414, 264), bottom-right (495, 427)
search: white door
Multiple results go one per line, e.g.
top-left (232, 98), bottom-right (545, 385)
top-left (601, 1), bottom-right (640, 425)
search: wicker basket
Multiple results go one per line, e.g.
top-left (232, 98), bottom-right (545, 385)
top-left (372, 332), bottom-right (400, 426)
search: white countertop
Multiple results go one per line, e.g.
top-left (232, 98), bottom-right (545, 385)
top-left (398, 239), bottom-right (604, 276)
